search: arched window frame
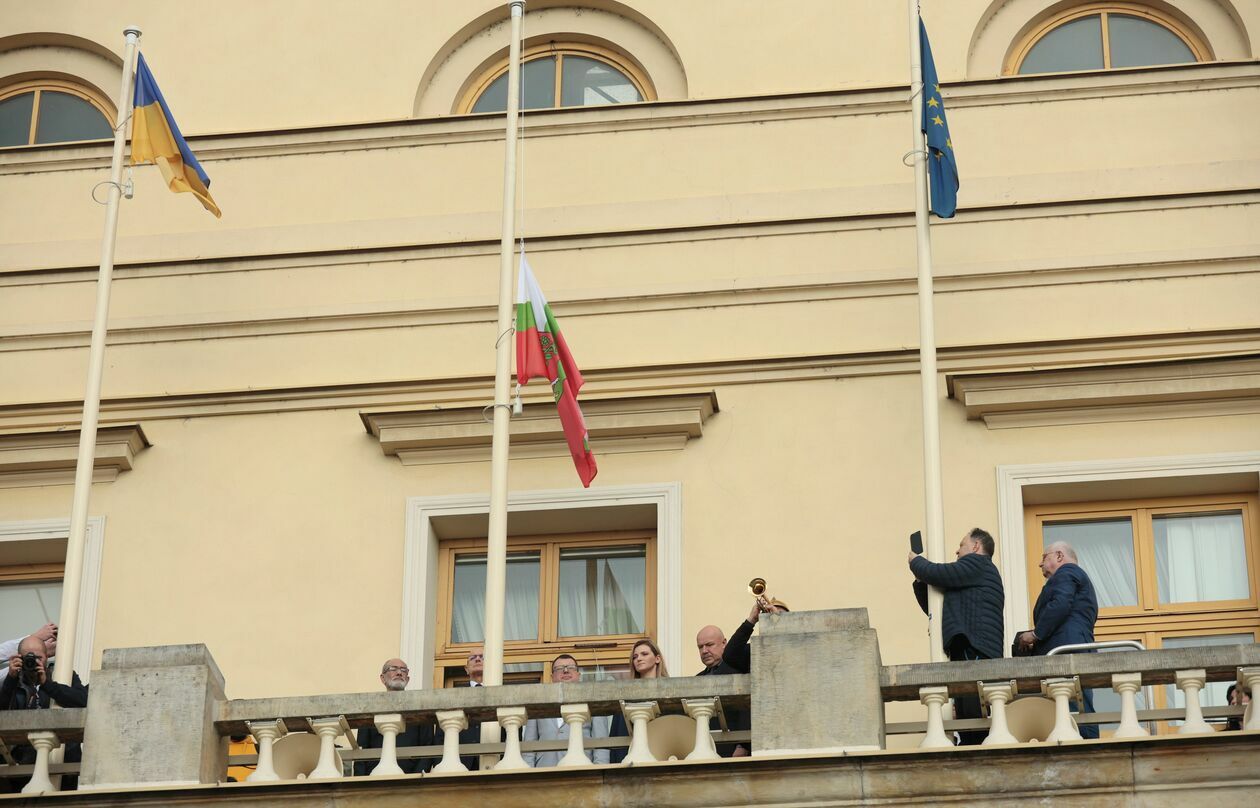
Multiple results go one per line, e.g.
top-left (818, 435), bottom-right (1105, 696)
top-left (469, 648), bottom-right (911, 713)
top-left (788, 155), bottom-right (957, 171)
top-left (458, 41), bottom-right (655, 115)
top-left (1005, 2), bottom-right (1212, 75)
top-left (0, 78), bottom-right (115, 147)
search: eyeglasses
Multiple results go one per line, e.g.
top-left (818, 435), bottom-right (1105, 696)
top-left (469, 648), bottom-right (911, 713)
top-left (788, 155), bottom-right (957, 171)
top-left (551, 665), bottom-right (579, 675)
top-left (384, 666), bottom-right (409, 675)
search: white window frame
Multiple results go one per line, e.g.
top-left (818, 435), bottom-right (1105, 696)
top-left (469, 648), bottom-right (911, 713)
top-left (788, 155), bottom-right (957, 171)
top-left (997, 451), bottom-right (1260, 651)
top-left (401, 483), bottom-right (682, 688)
top-left (0, 517), bottom-right (106, 683)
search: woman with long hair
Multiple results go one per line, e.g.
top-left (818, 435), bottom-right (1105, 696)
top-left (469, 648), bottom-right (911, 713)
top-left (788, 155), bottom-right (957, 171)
top-left (609, 638), bottom-right (668, 762)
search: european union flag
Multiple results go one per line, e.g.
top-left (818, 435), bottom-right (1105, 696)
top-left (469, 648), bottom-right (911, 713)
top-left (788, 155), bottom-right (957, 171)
top-left (919, 20), bottom-right (958, 218)
top-left (130, 54), bottom-right (221, 217)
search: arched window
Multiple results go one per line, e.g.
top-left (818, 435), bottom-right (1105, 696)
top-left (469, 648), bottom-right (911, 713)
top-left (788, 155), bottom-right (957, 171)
top-left (462, 43), bottom-right (652, 114)
top-left (1009, 4), bottom-right (1209, 75)
top-left (0, 79), bottom-right (114, 147)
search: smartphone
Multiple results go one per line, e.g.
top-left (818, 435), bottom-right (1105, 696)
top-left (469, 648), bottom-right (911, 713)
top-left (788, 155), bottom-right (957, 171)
top-left (909, 530), bottom-right (923, 555)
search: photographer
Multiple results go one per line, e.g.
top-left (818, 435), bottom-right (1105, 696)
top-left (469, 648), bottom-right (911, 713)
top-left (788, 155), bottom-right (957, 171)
top-left (0, 635), bottom-right (87, 794)
top-left (0, 623), bottom-right (58, 681)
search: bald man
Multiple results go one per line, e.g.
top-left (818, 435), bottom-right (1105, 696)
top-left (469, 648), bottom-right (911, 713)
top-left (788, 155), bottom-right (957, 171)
top-left (695, 624), bottom-right (748, 756)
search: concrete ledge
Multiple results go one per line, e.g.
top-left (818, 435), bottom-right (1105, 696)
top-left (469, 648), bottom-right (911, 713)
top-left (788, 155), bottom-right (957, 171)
top-left (0, 707), bottom-right (86, 743)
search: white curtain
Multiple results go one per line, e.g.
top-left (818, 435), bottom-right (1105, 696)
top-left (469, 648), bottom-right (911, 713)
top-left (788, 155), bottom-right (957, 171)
top-left (1045, 520), bottom-right (1137, 607)
top-left (451, 554), bottom-right (540, 643)
top-left (1155, 513), bottom-right (1248, 604)
top-left (557, 549), bottom-right (646, 637)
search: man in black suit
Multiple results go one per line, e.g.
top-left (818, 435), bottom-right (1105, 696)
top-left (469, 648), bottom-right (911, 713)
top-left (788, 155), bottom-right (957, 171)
top-left (353, 658), bottom-right (437, 776)
top-left (0, 635), bottom-right (88, 792)
top-left (695, 625), bottom-right (748, 757)
top-left (1016, 541), bottom-right (1100, 738)
top-left (449, 647), bottom-right (495, 770)
top-left (908, 527), bottom-right (1005, 745)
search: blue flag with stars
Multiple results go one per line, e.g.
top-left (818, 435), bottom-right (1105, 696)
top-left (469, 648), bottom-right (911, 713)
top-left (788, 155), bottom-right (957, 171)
top-left (919, 19), bottom-right (958, 218)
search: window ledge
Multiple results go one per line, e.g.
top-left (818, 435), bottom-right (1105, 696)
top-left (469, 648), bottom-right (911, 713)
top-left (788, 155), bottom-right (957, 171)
top-left (362, 392), bottom-right (717, 465)
top-left (948, 356), bottom-right (1260, 428)
top-left (0, 424), bottom-right (150, 488)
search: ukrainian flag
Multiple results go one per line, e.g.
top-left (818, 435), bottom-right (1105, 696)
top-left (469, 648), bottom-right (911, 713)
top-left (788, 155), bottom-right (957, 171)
top-left (130, 54), bottom-right (221, 217)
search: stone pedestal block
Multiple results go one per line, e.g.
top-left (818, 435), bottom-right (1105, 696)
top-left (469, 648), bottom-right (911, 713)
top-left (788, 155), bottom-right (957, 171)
top-left (79, 644), bottom-right (226, 788)
top-left (752, 608), bottom-right (884, 754)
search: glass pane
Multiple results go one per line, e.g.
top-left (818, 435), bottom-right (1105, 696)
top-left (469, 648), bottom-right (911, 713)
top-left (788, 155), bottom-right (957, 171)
top-left (558, 545), bottom-right (646, 636)
top-left (0, 581), bottom-right (62, 644)
top-left (1044, 518), bottom-right (1138, 607)
top-left (450, 551), bottom-right (540, 642)
top-left (1162, 634), bottom-right (1253, 725)
top-left (560, 56), bottom-right (642, 107)
top-left (1109, 14), bottom-right (1196, 68)
top-left (470, 56), bottom-right (557, 113)
top-left (1019, 15), bottom-right (1104, 74)
top-left (0, 91), bottom-right (35, 147)
top-left (1154, 511), bottom-right (1249, 603)
top-left (33, 91), bottom-right (112, 144)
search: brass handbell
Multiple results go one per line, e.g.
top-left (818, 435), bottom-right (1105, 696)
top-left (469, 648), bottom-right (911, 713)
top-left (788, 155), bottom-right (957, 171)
top-left (748, 577), bottom-right (772, 612)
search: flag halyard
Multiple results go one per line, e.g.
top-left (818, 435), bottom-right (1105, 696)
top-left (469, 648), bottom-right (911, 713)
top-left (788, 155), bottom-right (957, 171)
top-left (516, 256), bottom-right (597, 487)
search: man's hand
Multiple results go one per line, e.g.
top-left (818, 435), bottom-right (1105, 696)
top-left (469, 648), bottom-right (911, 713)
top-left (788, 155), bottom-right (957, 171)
top-left (907, 550), bottom-right (920, 566)
top-left (747, 602), bottom-right (762, 625)
top-left (32, 623), bottom-right (56, 644)
top-left (731, 745), bottom-right (749, 757)
top-left (6, 656), bottom-right (20, 679)
top-left (1016, 631), bottom-right (1037, 652)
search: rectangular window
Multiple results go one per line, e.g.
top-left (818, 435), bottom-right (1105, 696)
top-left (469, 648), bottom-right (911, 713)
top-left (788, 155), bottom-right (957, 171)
top-left (434, 531), bottom-right (654, 687)
top-left (0, 563), bottom-right (64, 643)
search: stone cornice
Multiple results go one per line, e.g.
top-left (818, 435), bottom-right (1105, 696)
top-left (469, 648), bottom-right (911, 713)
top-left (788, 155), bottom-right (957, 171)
top-left (948, 355), bottom-right (1260, 428)
top-left (361, 392), bottom-right (717, 465)
top-left (0, 424), bottom-right (149, 488)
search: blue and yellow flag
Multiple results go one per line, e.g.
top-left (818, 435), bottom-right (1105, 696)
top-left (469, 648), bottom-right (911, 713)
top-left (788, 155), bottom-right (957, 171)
top-left (919, 20), bottom-right (958, 218)
top-left (130, 54), bottom-right (221, 217)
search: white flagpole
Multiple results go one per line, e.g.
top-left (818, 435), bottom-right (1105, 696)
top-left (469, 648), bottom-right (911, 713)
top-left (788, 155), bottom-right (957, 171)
top-left (483, 0), bottom-right (525, 693)
top-left (53, 25), bottom-right (142, 687)
top-left (907, 2), bottom-right (947, 664)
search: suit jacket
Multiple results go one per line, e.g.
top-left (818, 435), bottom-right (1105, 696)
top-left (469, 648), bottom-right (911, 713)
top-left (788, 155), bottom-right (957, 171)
top-left (433, 680), bottom-right (504, 771)
top-left (721, 620), bottom-right (755, 674)
top-left (354, 720), bottom-right (438, 776)
top-left (909, 552), bottom-right (1005, 660)
top-left (522, 713), bottom-right (610, 766)
top-left (1031, 563), bottom-right (1098, 655)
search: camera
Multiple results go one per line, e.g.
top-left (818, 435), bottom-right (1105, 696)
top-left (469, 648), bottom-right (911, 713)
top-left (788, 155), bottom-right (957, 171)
top-left (20, 652), bottom-right (41, 686)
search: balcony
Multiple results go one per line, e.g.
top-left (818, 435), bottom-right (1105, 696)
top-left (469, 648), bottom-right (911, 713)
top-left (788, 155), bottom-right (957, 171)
top-left (1, 609), bottom-right (1256, 805)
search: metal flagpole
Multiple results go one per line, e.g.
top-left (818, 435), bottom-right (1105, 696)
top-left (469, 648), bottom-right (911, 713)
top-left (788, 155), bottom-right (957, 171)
top-left (907, 1), bottom-right (947, 664)
top-left (53, 25), bottom-right (142, 687)
top-left (483, 0), bottom-right (525, 693)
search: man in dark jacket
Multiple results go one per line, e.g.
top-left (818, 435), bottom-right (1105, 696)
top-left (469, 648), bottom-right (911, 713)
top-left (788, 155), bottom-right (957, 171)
top-left (908, 527), bottom-right (1005, 745)
top-left (0, 635), bottom-right (88, 793)
top-left (1016, 541), bottom-right (1099, 738)
top-left (695, 625), bottom-right (747, 757)
top-left (353, 658), bottom-right (438, 776)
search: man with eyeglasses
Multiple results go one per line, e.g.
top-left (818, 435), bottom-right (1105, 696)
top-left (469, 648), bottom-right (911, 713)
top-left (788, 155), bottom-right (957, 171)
top-left (352, 658), bottom-right (438, 775)
top-left (522, 655), bottom-right (610, 766)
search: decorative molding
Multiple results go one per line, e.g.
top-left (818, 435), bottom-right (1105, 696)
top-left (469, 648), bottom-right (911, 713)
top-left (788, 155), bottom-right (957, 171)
top-left (995, 452), bottom-right (1260, 652)
top-left (0, 517), bottom-right (107, 683)
top-left (949, 356), bottom-right (1260, 428)
top-left (363, 392), bottom-right (717, 466)
top-left (402, 483), bottom-right (684, 688)
top-left (0, 425), bottom-right (149, 489)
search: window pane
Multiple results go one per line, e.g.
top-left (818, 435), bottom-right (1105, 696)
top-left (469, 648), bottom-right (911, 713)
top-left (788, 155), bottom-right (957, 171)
top-left (1044, 518), bottom-right (1138, 607)
top-left (450, 551), bottom-right (540, 643)
top-left (1019, 15), bottom-right (1104, 74)
top-left (1154, 512), bottom-right (1249, 603)
top-left (560, 56), bottom-right (642, 107)
top-left (1108, 15), bottom-right (1196, 68)
top-left (471, 56), bottom-right (557, 113)
top-left (33, 91), bottom-right (112, 144)
top-left (1161, 634), bottom-right (1253, 724)
top-left (0, 581), bottom-right (62, 643)
top-left (0, 92), bottom-right (35, 147)
top-left (558, 545), bottom-right (646, 636)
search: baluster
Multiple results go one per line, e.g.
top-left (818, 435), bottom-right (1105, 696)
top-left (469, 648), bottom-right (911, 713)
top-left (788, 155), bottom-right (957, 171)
top-left (979, 682), bottom-right (1017, 746)
top-left (682, 698), bottom-right (720, 760)
top-left (431, 710), bottom-right (469, 773)
top-left (1238, 667), bottom-right (1260, 731)
top-left (557, 704), bottom-right (593, 767)
top-left (493, 707), bottom-right (529, 770)
top-left (1174, 669), bottom-right (1214, 735)
top-left (19, 731), bottom-right (59, 794)
top-left (1042, 678), bottom-right (1083, 743)
top-left (245, 719), bottom-right (286, 782)
top-left (307, 716), bottom-right (348, 779)
top-left (1110, 673), bottom-right (1149, 739)
top-left (370, 713), bottom-right (405, 776)
top-left (918, 686), bottom-right (952, 749)
top-left (621, 701), bottom-right (661, 764)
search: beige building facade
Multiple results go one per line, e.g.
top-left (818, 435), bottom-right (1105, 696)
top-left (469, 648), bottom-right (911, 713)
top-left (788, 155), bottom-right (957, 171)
top-left (1, 0), bottom-right (1258, 721)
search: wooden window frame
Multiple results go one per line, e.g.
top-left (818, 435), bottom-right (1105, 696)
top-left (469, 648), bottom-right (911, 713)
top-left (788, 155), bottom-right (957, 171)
top-left (0, 79), bottom-right (115, 147)
top-left (0, 563), bottom-right (64, 585)
top-left (433, 530), bottom-right (656, 687)
top-left (459, 42), bottom-right (654, 115)
top-left (1005, 3), bottom-right (1210, 75)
